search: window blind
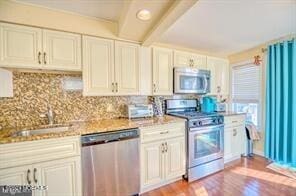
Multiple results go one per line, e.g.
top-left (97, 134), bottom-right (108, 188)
top-left (232, 64), bottom-right (260, 102)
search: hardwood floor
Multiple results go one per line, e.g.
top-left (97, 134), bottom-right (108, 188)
top-left (142, 156), bottom-right (296, 196)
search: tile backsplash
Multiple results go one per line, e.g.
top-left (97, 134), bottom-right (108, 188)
top-left (0, 72), bottom-right (148, 128)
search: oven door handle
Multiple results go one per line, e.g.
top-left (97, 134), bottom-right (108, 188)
top-left (189, 124), bottom-right (224, 133)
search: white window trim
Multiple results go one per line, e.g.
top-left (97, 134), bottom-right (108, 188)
top-left (229, 59), bottom-right (264, 130)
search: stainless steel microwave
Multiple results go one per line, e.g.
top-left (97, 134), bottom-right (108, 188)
top-left (174, 67), bottom-right (210, 94)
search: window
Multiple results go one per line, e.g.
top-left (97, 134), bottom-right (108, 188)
top-left (231, 62), bottom-right (261, 128)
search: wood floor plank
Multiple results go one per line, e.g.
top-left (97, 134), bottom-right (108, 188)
top-left (142, 156), bottom-right (296, 196)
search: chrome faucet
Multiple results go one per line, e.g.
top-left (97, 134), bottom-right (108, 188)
top-left (40, 103), bottom-right (54, 125)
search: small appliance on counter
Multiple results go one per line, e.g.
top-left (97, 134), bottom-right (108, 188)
top-left (215, 102), bottom-right (227, 112)
top-left (128, 104), bottom-right (153, 119)
top-left (201, 96), bottom-right (217, 113)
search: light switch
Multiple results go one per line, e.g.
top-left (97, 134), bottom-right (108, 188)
top-left (0, 68), bottom-right (13, 97)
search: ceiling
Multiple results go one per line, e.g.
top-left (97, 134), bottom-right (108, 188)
top-left (15, 0), bottom-right (296, 56)
top-left (15, 0), bottom-right (125, 21)
top-left (159, 0), bottom-right (296, 56)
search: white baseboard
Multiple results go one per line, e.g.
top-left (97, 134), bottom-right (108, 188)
top-left (253, 150), bottom-right (264, 157)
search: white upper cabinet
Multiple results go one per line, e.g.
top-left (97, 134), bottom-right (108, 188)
top-left (0, 23), bottom-right (82, 71)
top-left (206, 57), bottom-right (229, 95)
top-left (0, 23), bottom-right (42, 68)
top-left (83, 36), bottom-right (140, 96)
top-left (174, 50), bottom-right (191, 67)
top-left (115, 41), bottom-right (140, 95)
top-left (42, 30), bottom-right (81, 71)
top-left (153, 47), bottom-right (173, 95)
top-left (83, 36), bottom-right (114, 96)
top-left (192, 54), bottom-right (207, 69)
top-left (174, 50), bottom-right (207, 69)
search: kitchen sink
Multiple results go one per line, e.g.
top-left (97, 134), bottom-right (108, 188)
top-left (11, 126), bottom-right (70, 137)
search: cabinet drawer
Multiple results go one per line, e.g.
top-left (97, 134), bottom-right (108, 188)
top-left (224, 115), bottom-right (245, 128)
top-left (0, 136), bottom-right (80, 169)
top-left (140, 122), bottom-right (185, 143)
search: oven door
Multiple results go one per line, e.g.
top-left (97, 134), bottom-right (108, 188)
top-left (188, 124), bottom-right (224, 167)
top-left (174, 70), bottom-right (209, 94)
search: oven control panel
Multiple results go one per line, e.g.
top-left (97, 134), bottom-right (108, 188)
top-left (189, 116), bottom-right (224, 128)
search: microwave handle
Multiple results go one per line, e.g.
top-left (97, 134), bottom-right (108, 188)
top-left (204, 75), bottom-right (208, 92)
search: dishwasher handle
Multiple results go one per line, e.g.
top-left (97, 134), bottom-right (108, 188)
top-left (81, 128), bottom-right (139, 146)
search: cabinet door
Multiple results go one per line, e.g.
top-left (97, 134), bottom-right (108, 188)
top-left (152, 47), bottom-right (173, 95)
top-left (141, 140), bottom-right (164, 188)
top-left (34, 156), bottom-right (82, 196)
top-left (224, 128), bottom-right (233, 162)
top-left (206, 57), bottom-right (217, 95)
top-left (0, 165), bottom-right (32, 185)
top-left (115, 41), bottom-right (140, 95)
top-left (0, 23), bottom-right (42, 68)
top-left (43, 30), bottom-right (81, 71)
top-left (165, 137), bottom-right (185, 180)
top-left (232, 126), bottom-right (244, 158)
top-left (215, 58), bottom-right (229, 95)
top-left (174, 50), bottom-right (191, 67)
top-left (83, 36), bottom-right (114, 96)
top-left (192, 54), bottom-right (207, 69)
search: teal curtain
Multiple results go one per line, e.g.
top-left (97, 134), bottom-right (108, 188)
top-left (265, 39), bottom-right (296, 167)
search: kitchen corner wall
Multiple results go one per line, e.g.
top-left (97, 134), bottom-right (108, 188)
top-left (0, 72), bottom-right (148, 128)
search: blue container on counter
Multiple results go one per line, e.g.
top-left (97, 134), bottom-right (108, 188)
top-left (201, 96), bottom-right (217, 113)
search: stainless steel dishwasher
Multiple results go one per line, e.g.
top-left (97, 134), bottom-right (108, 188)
top-left (81, 128), bottom-right (140, 196)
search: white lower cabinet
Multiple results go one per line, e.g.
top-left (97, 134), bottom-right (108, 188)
top-left (140, 122), bottom-right (185, 193)
top-left (224, 115), bottom-right (246, 163)
top-left (0, 165), bottom-right (31, 185)
top-left (0, 136), bottom-right (82, 196)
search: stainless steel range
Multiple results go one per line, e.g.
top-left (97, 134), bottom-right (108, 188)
top-left (166, 99), bottom-right (224, 182)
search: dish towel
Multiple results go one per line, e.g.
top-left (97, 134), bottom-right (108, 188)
top-left (246, 122), bottom-right (261, 141)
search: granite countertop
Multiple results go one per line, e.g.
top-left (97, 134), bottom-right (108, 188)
top-left (0, 115), bottom-right (185, 144)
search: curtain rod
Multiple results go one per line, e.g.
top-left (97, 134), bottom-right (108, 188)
top-left (261, 38), bottom-right (295, 53)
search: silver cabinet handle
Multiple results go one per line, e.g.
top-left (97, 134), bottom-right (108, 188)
top-left (33, 168), bottom-right (38, 183)
top-left (232, 120), bottom-right (238, 123)
top-left (160, 131), bottom-right (169, 134)
top-left (165, 142), bottom-right (168, 152)
top-left (161, 143), bottom-right (165, 153)
top-left (27, 169), bottom-right (31, 184)
top-left (43, 52), bottom-right (47, 64)
top-left (233, 129), bottom-right (237, 136)
top-left (38, 52), bottom-right (42, 64)
top-left (115, 82), bottom-right (118, 92)
top-left (153, 84), bottom-right (156, 93)
top-left (112, 82), bottom-right (114, 92)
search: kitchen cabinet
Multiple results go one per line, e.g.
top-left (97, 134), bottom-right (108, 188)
top-left (0, 136), bottom-right (82, 196)
top-left (174, 50), bottom-right (207, 69)
top-left (206, 57), bottom-right (229, 96)
top-left (115, 41), bottom-right (140, 95)
top-left (83, 36), bottom-right (114, 96)
top-left (42, 30), bottom-right (81, 71)
top-left (0, 23), bottom-right (42, 69)
top-left (141, 140), bottom-right (164, 187)
top-left (0, 165), bottom-right (31, 185)
top-left (0, 23), bottom-right (82, 71)
top-left (152, 47), bottom-right (173, 95)
top-left (83, 36), bottom-right (140, 96)
top-left (165, 137), bottom-right (185, 180)
top-left (140, 122), bottom-right (185, 193)
top-left (224, 115), bottom-right (246, 163)
top-left (34, 156), bottom-right (81, 196)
